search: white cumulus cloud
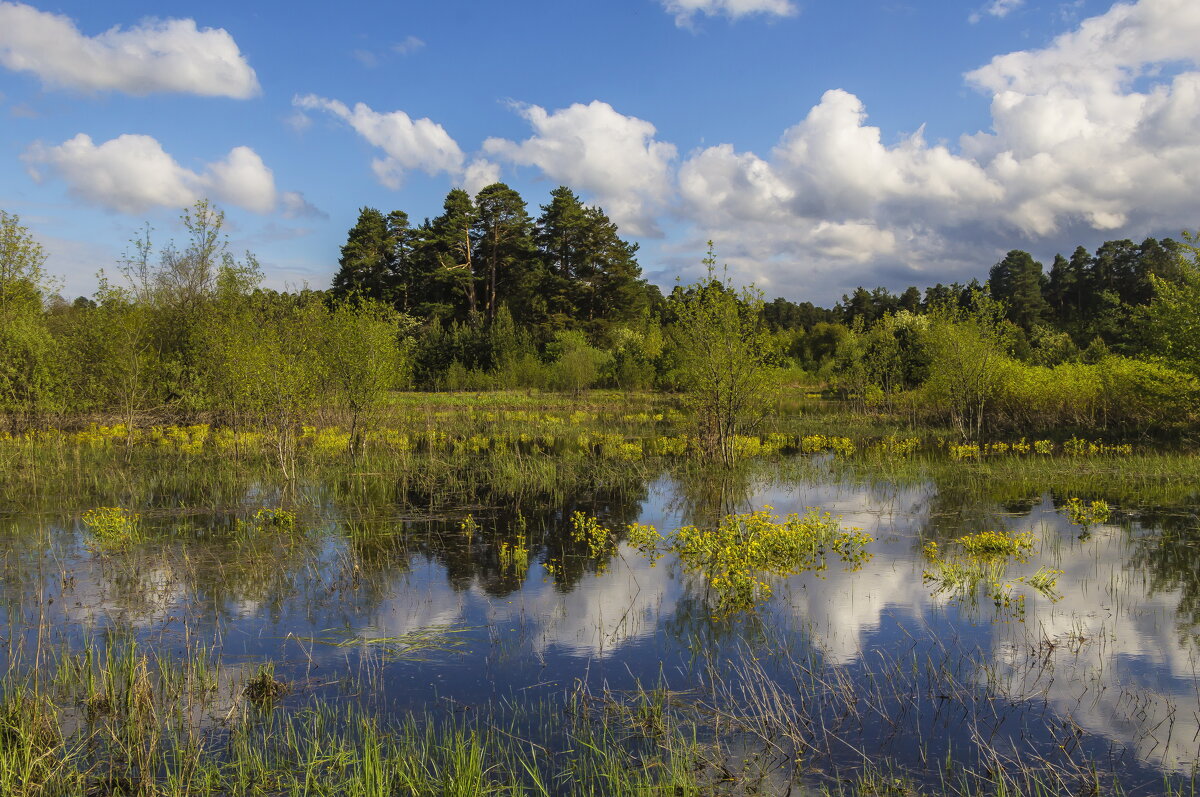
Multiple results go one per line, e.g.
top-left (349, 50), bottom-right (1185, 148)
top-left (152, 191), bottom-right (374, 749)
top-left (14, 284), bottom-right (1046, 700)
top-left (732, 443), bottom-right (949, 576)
top-left (293, 94), bottom-right (488, 190)
top-left (662, 0), bottom-right (796, 26)
top-left (24, 134), bottom-right (280, 214)
top-left (484, 100), bottom-right (677, 236)
top-left (673, 0), bottom-right (1200, 301)
top-left (0, 2), bottom-right (258, 98)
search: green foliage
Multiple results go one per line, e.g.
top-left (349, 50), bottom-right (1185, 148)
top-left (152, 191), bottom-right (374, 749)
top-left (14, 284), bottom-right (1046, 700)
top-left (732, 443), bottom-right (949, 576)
top-left (1146, 229), bottom-right (1200, 379)
top-left (1062, 497), bottom-right (1110, 527)
top-left (920, 293), bottom-right (1013, 439)
top-left (570, 511), bottom-right (615, 559)
top-left (670, 507), bottom-right (872, 615)
top-left (319, 298), bottom-right (412, 451)
top-left (669, 243), bottom-right (778, 464)
top-left (81, 507), bottom-right (143, 551)
top-left (0, 210), bottom-right (51, 314)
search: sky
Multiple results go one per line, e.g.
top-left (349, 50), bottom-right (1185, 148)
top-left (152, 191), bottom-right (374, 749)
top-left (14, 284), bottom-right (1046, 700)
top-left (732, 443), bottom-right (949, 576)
top-left (1, 0), bottom-right (1199, 306)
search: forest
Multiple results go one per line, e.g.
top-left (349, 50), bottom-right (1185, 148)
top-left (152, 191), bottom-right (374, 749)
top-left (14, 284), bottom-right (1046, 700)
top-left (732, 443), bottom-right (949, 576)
top-left (2, 184), bottom-right (1199, 442)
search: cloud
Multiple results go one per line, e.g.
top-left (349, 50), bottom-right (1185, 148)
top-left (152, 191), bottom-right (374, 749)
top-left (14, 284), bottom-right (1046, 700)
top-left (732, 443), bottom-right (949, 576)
top-left (672, 0), bottom-right (1200, 301)
top-left (392, 35), bottom-right (425, 55)
top-left (661, 0), bottom-right (797, 26)
top-left (294, 94), bottom-right (476, 189)
top-left (484, 101), bottom-right (677, 236)
top-left (969, 0), bottom-right (1024, 23)
top-left (351, 49), bottom-right (379, 69)
top-left (23, 134), bottom-right (281, 214)
top-left (0, 2), bottom-right (258, 98)
top-left (281, 191), bottom-right (327, 220)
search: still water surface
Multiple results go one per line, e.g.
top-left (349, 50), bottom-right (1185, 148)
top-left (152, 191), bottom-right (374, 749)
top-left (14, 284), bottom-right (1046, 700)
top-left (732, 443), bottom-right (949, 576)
top-left (4, 456), bottom-right (1198, 790)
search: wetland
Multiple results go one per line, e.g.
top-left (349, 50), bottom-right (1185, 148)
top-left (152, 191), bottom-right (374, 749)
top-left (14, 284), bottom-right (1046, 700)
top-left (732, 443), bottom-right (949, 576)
top-left (3, 395), bottom-right (1199, 795)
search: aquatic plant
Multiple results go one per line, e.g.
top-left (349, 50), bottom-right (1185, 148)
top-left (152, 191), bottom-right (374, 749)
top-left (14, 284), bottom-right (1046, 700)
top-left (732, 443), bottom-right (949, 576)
top-left (1062, 497), bottom-right (1111, 527)
top-left (670, 507), bottom-right (872, 614)
top-left (80, 507), bottom-right (143, 551)
top-left (955, 529), bottom-right (1034, 558)
top-left (570, 511), bottom-right (614, 559)
top-left (236, 506), bottom-right (298, 537)
top-left (922, 531), bottom-right (1060, 620)
top-left (498, 533), bottom-right (528, 575)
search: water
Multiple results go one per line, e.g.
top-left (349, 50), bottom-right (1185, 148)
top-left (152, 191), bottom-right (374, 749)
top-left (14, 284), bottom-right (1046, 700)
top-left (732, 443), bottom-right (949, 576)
top-left (3, 452), bottom-right (1198, 792)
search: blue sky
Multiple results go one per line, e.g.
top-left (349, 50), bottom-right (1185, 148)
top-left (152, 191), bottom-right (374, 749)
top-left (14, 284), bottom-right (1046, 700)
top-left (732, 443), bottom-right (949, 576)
top-left (2, 0), bottom-right (1198, 306)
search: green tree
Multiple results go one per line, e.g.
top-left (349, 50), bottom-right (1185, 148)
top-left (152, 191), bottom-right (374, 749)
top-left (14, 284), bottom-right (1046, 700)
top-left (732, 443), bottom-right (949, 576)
top-left (988, 250), bottom-right (1048, 332)
top-left (1146, 229), bottom-right (1200, 379)
top-left (421, 189), bottom-right (480, 323)
top-left (120, 200), bottom-right (261, 410)
top-left (0, 210), bottom-right (52, 313)
top-left (0, 211), bottom-right (60, 429)
top-left (332, 207), bottom-right (391, 303)
top-left (922, 291), bottom-right (1013, 439)
top-left (89, 280), bottom-right (158, 445)
top-left (473, 183), bottom-right (536, 324)
top-left (318, 299), bottom-right (412, 453)
top-left (669, 243), bottom-right (777, 465)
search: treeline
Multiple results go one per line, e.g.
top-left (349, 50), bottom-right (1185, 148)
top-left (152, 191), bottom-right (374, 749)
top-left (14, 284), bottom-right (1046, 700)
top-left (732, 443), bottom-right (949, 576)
top-left (760, 236), bottom-right (1188, 371)
top-left (816, 236), bottom-right (1200, 438)
top-left (0, 204), bottom-right (407, 451)
top-left (3, 188), bottom-right (1200, 441)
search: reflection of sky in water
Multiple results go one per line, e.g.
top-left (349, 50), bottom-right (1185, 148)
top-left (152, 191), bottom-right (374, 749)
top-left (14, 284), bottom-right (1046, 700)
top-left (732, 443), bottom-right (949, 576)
top-left (3, 465), bottom-right (1199, 778)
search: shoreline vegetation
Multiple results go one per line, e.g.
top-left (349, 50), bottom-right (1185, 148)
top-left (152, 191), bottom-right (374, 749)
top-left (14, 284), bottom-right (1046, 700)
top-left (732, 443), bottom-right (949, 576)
top-left (1, 198), bottom-right (1199, 446)
top-left (3, 198), bottom-right (1200, 794)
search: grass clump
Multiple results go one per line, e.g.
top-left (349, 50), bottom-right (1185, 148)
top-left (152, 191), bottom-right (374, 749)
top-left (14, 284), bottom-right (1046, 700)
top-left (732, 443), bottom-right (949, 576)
top-left (922, 530), bottom-right (1060, 620)
top-left (954, 529), bottom-right (1034, 558)
top-left (235, 506), bottom-right (298, 540)
top-left (243, 663), bottom-right (291, 707)
top-left (80, 507), bottom-right (143, 551)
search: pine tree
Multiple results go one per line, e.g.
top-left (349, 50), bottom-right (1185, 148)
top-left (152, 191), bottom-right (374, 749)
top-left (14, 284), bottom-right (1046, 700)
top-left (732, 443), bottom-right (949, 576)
top-left (472, 183), bottom-right (536, 325)
top-left (332, 208), bottom-right (390, 303)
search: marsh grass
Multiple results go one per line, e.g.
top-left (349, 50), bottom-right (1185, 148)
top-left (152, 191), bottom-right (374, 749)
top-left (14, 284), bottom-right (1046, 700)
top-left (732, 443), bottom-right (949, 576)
top-left (0, 631), bottom-right (712, 796)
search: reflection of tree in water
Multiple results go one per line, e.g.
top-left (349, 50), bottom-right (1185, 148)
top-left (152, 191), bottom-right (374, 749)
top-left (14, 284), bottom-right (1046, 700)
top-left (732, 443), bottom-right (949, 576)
top-left (662, 592), bottom-right (776, 661)
top-left (338, 470), bottom-right (653, 598)
top-left (1128, 508), bottom-right (1200, 638)
top-left (920, 473), bottom-right (1042, 542)
top-left (667, 463), bottom-right (760, 529)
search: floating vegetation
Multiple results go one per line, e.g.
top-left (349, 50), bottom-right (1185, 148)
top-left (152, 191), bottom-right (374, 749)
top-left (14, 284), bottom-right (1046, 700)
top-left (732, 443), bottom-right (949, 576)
top-left (923, 531), bottom-right (1060, 620)
top-left (243, 663), bottom-right (291, 706)
top-left (800, 434), bottom-right (856, 457)
top-left (570, 511), bottom-right (615, 560)
top-left (498, 533), bottom-right (529, 576)
top-left (459, 513), bottom-right (479, 546)
top-left (625, 521), bottom-right (664, 564)
top-left (313, 626), bottom-right (473, 661)
top-left (669, 507), bottom-right (871, 615)
top-left (237, 506), bottom-right (298, 536)
top-left (80, 507), bottom-right (143, 551)
top-left (1062, 497), bottom-right (1111, 527)
top-left (955, 529), bottom-right (1034, 557)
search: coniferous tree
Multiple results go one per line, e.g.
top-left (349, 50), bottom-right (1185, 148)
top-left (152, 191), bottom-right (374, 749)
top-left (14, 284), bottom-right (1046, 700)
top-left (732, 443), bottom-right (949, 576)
top-left (420, 189), bottom-right (478, 324)
top-left (989, 250), bottom-right (1048, 332)
top-left (472, 183), bottom-right (536, 324)
top-left (332, 208), bottom-right (390, 303)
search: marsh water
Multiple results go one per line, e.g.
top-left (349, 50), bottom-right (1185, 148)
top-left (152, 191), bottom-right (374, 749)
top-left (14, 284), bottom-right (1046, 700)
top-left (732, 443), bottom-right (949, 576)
top-left (3, 436), bottom-right (1200, 793)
